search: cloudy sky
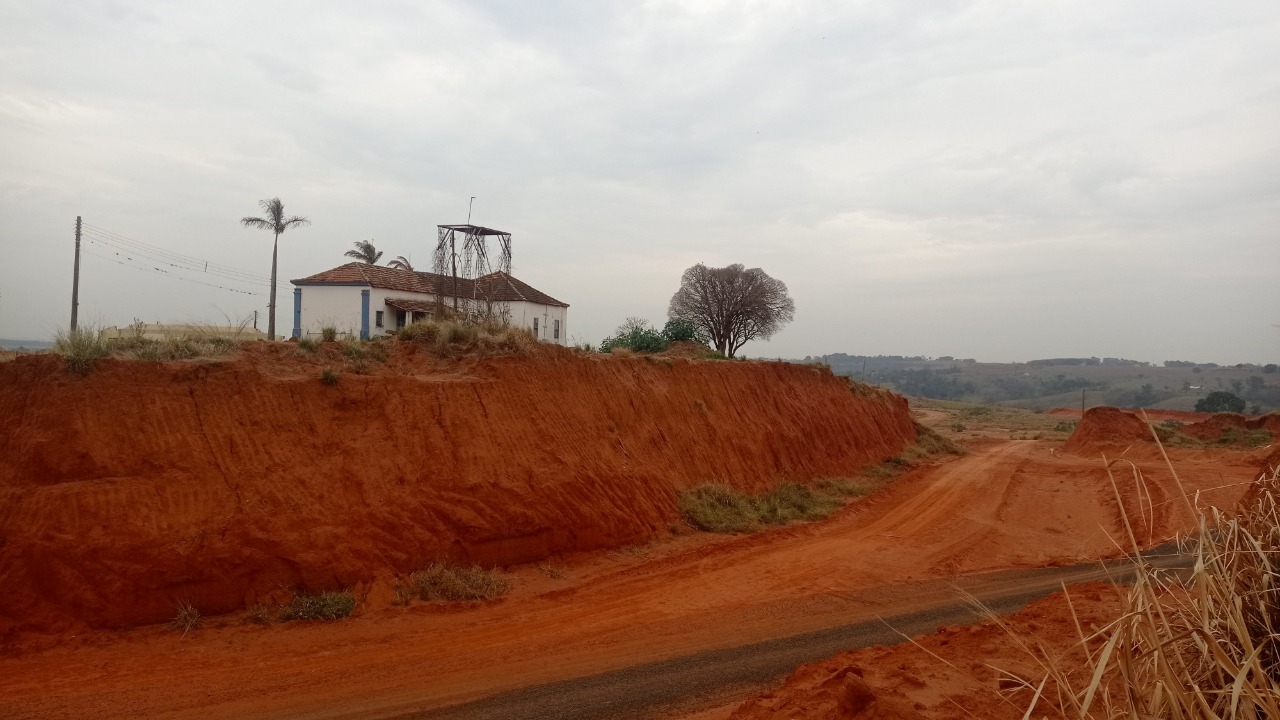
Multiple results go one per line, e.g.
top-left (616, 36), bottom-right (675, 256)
top-left (2, 1), bottom-right (1277, 363)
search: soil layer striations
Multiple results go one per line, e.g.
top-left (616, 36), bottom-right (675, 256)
top-left (0, 345), bottom-right (916, 633)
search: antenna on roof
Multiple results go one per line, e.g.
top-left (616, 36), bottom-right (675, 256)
top-left (467, 197), bottom-right (476, 225)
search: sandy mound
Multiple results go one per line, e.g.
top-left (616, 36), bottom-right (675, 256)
top-left (0, 344), bottom-right (916, 633)
top-left (1063, 407), bottom-right (1155, 456)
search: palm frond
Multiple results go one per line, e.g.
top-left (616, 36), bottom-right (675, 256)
top-left (389, 256), bottom-right (414, 271)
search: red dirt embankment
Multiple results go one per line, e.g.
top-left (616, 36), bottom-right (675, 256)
top-left (0, 345), bottom-right (916, 633)
top-left (1064, 406), bottom-right (1280, 457)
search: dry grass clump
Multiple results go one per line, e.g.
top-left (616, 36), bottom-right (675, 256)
top-left (396, 318), bottom-right (535, 356)
top-left (396, 562), bottom-right (513, 603)
top-left (55, 326), bottom-right (236, 372)
top-left (54, 327), bottom-right (111, 373)
top-left (281, 590), bottom-right (356, 621)
top-left (171, 600), bottom-right (201, 636)
top-left (1013, 456), bottom-right (1279, 717)
top-left (679, 481), bottom-right (861, 533)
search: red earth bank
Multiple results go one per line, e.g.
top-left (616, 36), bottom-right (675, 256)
top-left (0, 344), bottom-right (916, 633)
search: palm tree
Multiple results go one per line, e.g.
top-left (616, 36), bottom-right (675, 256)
top-left (241, 198), bottom-right (310, 341)
top-left (388, 255), bottom-right (414, 271)
top-left (345, 240), bottom-right (383, 265)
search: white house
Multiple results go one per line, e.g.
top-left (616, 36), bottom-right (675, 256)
top-left (290, 263), bottom-right (570, 344)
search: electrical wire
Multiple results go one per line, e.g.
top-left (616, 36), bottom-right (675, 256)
top-left (81, 227), bottom-right (294, 294)
top-left (80, 248), bottom-right (270, 295)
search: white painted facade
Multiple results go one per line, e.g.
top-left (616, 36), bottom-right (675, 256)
top-left (292, 283), bottom-right (569, 345)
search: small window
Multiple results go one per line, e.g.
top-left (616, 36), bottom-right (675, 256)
top-left (533, 318), bottom-right (539, 337)
top-left (554, 319), bottom-right (560, 340)
top-left (375, 310), bottom-right (384, 328)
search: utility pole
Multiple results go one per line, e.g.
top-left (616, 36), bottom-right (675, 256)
top-left (1081, 388), bottom-right (1086, 417)
top-left (253, 310), bottom-right (259, 330)
top-left (70, 216), bottom-right (82, 332)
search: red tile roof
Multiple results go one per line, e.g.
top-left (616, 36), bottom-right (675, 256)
top-left (292, 263), bottom-right (568, 308)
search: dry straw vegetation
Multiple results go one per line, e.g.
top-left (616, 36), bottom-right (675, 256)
top-left (280, 590), bottom-right (356, 621)
top-left (54, 325), bottom-right (236, 373)
top-left (395, 317), bottom-right (536, 356)
top-left (170, 600), bottom-right (201, 636)
top-left (1003, 446), bottom-right (1279, 717)
top-left (395, 562), bottom-right (513, 604)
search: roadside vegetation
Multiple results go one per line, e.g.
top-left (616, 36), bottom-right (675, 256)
top-left (280, 590), bottom-right (356, 621)
top-left (679, 425), bottom-right (961, 533)
top-left (394, 562), bottom-right (512, 604)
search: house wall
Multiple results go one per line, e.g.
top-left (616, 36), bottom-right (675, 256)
top-left (297, 283), bottom-right (568, 344)
top-left (298, 284), bottom-right (365, 338)
top-left (368, 287), bottom-right (438, 335)
top-left (507, 301), bottom-right (569, 346)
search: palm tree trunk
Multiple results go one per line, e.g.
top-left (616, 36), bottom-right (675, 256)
top-left (268, 231), bottom-right (279, 340)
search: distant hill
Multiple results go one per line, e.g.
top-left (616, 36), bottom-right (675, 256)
top-left (811, 353), bottom-right (1280, 413)
top-left (0, 339), bottom-right (54, 351)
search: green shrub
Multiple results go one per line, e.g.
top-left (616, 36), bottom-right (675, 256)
top-left (297, 337), bottom-right (319, 352)
top-left (321, 368), bottom-right (339, 385)
top-left (662, 318), bottom-right (706, 344)
top-left (320, 326), bottom-right (338, 342)
top-left (600, 317), bottom-right (669, 354)
top-left (397, 562), bottom-right (512, 603)
top-left (281, 591), bottom-right (355, 621)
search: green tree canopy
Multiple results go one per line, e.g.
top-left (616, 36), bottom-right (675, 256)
top-left (1194, 391), bottom-right (1246, 414)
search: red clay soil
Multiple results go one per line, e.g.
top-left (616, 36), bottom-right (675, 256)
top-left (0, 439), bottom-right (1257, 720)
top-left (0, 344), bottom-right (915, 634)
top-left (725, 583), bottom-right (1124, 720)
top-left (1178, 412), bottom-right (1280, 441)
top-left (1062, 407), bottom-right (1157, 456)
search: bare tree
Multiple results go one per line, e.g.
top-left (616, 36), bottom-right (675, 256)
top-left (241, 198), bottom-right (310, 340)
top-left (345, 240), bottom-right (382, 264)
top-left (668, 264), bottom-right (794, 358)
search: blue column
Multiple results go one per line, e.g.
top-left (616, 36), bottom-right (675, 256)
top-left (360, 289), bottom-right (370, 340)
top-left (291, 288), bottom-right (302, 339)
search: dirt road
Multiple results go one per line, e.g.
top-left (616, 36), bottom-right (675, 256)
top-left (0, 441), bottom-right (1254, 720)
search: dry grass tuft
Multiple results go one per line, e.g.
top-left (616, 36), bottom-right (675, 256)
top-left (281, 591), bottom-right (355, 621)
top-left (171, 600), bottom-right (201, 636)
top-left (678, 480), bottom-right (870, 533)
top-left (1011, 435), bottom-right (1279, 718)
top-left (396, 318), bottom-right (536, 356)
top-left (396, 562), bottom-right (513, 603)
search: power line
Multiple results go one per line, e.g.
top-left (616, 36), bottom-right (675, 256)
top-left (82, 249), bottom-right (268, 296)
top-left (82, 223), bottom-right (278, 283)
top-left (79, 225), bottom-right (296, 294)
top-left (82, 234), bottom-right (281, 289)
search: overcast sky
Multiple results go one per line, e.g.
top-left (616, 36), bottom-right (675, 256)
top-left (2, 1), bottom-right (1277, 363)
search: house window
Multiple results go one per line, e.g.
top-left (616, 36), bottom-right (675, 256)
top-left (375, 310), bottom-right (384, 328)
top-left (554, 319), bottom-right (560, 340)
top-left (395, 309), bottom-right (407, 328)
top-left (533, 318), bottom-right (539, 337)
